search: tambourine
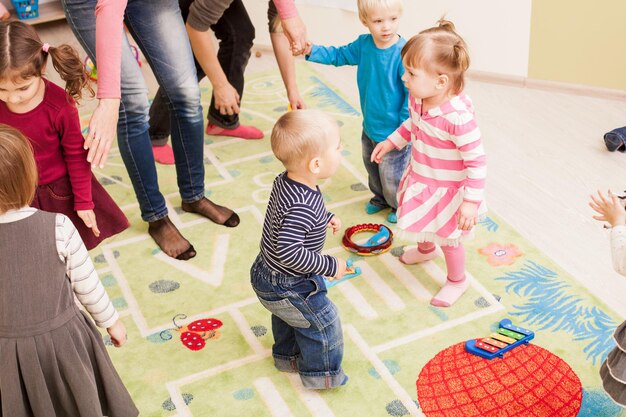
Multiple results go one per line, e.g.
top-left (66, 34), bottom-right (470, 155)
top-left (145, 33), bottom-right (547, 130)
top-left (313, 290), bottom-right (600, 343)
top-left (342, 223), bottom-right (393, 256)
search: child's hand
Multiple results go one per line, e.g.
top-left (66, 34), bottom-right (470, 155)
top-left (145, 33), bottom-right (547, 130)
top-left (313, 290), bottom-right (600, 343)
top-left (330, 258), bottom-right (348, 281)
top-left (328, 215), bottom-right (342, 234)
top-left (371, 140), bottom-right (395, 164)
top-left (107, 320), bottom-right (127, 347)
top-left (77, 209), bottom-right (101, 237)
top-left (457, 201), bottom-right (478, 231)
top-left (288, 90), bottom-right (306, 110)
top-left (589, 190), bottom-right (626, 228)
top-left (303, 41), bottom-right (313, 56)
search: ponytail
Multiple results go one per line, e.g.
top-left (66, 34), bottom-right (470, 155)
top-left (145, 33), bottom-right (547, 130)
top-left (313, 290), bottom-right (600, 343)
top-left (46, 44), bottom-right (94, 103)
top-left (0, 20), bottom-right (93, 103)
top-left (402, 18), bottom-right (470, 94)
top-left (437, 18), bottom-right (456, 32)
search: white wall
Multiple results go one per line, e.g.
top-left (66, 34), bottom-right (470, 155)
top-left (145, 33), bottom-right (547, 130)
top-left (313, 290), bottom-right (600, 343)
top-left (244, 0), bottom-right (533, 77)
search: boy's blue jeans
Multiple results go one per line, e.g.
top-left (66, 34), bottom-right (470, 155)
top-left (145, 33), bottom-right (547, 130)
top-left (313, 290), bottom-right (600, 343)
top-left (250, 255), bottom-right (348, 389)
top-left (361, 131), bottom-right (411, 210)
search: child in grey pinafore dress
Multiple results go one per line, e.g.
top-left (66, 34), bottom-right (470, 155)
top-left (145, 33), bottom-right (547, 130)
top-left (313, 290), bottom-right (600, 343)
top-left (0, 208), bottom-right (138, 416)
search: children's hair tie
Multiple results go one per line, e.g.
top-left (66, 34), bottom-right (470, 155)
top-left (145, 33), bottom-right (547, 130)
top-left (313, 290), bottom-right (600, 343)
top-left (42, 43), bottom-right (50, 53)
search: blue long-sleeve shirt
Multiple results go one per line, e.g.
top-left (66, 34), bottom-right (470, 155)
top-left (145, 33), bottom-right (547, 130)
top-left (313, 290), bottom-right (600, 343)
top-left (306, 34), bottom-right (409, 142)
top-left (260, 172), bottom-right (337, 277)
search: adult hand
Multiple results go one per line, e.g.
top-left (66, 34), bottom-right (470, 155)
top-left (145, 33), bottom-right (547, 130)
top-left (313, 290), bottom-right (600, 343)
top-left (287, 90), bottom-right (306, 110)
top-left (280, 15), bottom-right (307, 56)
top-left (371, 140), bottom-right (395, 164)
top-left (590, 190), bottom-right (626, 228)
top-left (214, 82), bottom-right (241, 116)
top-left (77, 209), bottom-right (100, 237)
top-left (107, 320), bottom-right (127, 347)
top-left (457, 201), bottom-right (478, 231)
top-left (84, 98), bottom-right (120, 168)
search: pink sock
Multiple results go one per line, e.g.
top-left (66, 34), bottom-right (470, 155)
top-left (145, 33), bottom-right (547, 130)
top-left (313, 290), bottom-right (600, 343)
top-left (400, 242), bottom-right (438, 264)
top-left (205, 123), bottom-right (264, 140)
top-left (431, 244), bottom-right (468, 307)
top-left (152, 144), bottom-right (175, 165)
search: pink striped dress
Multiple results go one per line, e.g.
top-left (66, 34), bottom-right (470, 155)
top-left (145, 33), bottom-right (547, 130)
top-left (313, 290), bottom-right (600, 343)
top-left (388, 93), bottom-right (487, 246)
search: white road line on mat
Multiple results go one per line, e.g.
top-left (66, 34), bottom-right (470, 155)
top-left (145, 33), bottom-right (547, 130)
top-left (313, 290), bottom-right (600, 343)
top-left (153, 234), bottom-right (229, 287)
top-left (166, 352), bottom-right (272, 416)
top-left (340, 158), bottom-right (368, 186)
top-left (285, 373), bottom-right (336, 417)
top-left (325, 194), bottom-right (371, 210)
top-left (254, 377), bottom-right (295, 417)
top-left (102, 245), bottom-right (150, 334)
top-left (223, 151), bottom-right (274, 166)
top-left (253, 172), bottom-right (276, 188)
top-left (103, 233), bottom-right (150, 249)
top-left (203, 148), bottom-right (233, 180)
top-left (372, 303), bottom-right (505, 354)
top-left (379, 253), bottom-right (433, 301)
top-left (96, 266), bottom-right (112, 275)
top-left (346, 325), bottom-right (422, 417)
top-left (242, 108), bottom-right (280, 123)
top-left (337, 281), bottom-right (378, 320)
top-left (229, 308), bottom-right (265, 354)
top-left (206, 137), bottom-right (240, 148)
top-left (357, 262), bottom-right (405, 311)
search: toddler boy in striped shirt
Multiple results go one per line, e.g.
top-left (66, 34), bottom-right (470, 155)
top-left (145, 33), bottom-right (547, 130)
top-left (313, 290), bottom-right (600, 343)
top-left (250, 109), bottom-right (349, 389)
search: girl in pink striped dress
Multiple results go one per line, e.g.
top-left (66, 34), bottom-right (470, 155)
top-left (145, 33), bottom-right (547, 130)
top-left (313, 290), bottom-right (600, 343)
top-left (371, 19), bottom-right (486, 307)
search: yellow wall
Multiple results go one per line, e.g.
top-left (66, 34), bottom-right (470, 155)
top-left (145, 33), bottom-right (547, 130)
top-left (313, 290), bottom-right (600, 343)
top-left (529, 0), bottom-right (626, 90)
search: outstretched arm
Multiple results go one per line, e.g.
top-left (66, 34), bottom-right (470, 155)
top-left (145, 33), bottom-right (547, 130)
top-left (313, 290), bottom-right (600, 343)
top-left (186, 23), bottom-right (240, 116)
top-left (271, 0), bottom-right (307, 55)
top-left (81, 0), bottom-right (128, 168)
top-left (270, 31), bottom-right (305, 109)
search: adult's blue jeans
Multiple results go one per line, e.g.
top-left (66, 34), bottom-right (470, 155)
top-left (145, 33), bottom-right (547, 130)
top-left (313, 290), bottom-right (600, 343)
top-left (250, 255), bottom-right (348, 389)
top-left (62, 0), bottom-right (205, 221)
top-left (361, 131), bottom-right (411, 210)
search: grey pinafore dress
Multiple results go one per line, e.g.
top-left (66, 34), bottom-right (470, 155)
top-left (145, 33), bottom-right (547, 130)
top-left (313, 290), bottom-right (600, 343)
top-left (0, 210), bottom-right (138, 417)
top-left (601, 320), bottom-right (626, 407)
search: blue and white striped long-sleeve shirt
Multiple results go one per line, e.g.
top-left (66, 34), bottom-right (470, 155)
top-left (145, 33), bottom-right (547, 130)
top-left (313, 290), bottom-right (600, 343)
top-left (260, 172), bottom-right (338, 277)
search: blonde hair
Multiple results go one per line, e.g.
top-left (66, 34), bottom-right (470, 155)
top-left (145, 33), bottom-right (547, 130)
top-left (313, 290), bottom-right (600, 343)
top-left (357, 0), bottom-right (403, 24)
top-left (401, 18), bottom-right (470, 94)
top-left (0, 124), bottom-right (38, 213)
top-left (271, 109), bottom-right (338, 170)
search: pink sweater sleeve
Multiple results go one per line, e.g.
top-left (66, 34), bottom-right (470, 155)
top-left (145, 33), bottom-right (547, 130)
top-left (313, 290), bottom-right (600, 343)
top-left (94, 0), bottom-right (128, 99)
top-left (272, 0), bottom-right (298, 19)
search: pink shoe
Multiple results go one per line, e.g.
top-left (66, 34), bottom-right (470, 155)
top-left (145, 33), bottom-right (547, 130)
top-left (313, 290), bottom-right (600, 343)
top-left (205, 123), bottom-right (264, 140)
top-left (152, 144), bottom-right (175, 165)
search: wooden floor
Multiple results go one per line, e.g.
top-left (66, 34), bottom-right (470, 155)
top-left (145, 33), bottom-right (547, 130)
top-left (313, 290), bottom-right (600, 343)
top-left (36, 20), bottom-right (626, 317)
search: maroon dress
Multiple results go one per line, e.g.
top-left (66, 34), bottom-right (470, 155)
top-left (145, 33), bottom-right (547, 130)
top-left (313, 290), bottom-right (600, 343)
top-left (0, 78), bottom-right (128, 249)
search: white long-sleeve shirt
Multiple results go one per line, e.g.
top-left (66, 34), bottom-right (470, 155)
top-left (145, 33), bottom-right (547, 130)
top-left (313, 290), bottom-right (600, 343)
top-left (0, 207), bottom-right (119, 328)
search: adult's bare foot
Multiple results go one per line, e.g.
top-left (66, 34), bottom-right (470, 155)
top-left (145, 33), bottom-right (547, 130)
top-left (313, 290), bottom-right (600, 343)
top-left (148, 216), bottom-right (196, 260)
top-left (181, 197), bottom-right (240, 227)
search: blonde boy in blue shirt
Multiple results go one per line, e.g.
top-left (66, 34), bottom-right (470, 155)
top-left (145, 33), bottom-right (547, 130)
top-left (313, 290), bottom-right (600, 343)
top-left (304, 0), bottom-right (409, 223)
